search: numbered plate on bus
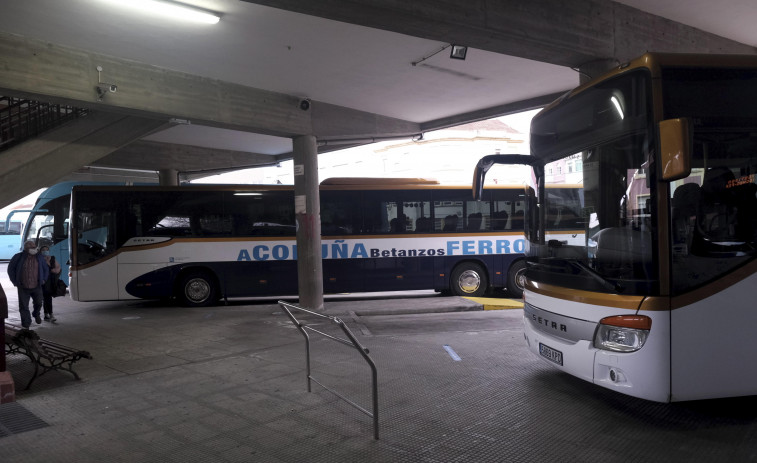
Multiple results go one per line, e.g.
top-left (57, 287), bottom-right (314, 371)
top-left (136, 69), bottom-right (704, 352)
top-left (539, 343), bottom-right (563, 366)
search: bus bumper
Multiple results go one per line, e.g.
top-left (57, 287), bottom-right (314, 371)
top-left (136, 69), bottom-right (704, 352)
top-left (523, 307), bottom-right (671, 403)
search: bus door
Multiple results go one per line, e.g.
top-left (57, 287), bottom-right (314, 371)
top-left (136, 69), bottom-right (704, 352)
top-left (71, 195), bottom-right (120, 301)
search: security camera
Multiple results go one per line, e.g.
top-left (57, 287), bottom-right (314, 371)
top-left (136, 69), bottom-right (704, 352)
top-left (95, 83), bottom-right (117, 101)
top-left (299, 98), bottom-right (311, 111)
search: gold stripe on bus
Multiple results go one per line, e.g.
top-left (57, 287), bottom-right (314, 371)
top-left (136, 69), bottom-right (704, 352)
top-left (638, 297), bottom-right (669, 312)
top-left (671, 259), bottom-right (757, 309)
top-left (525, 280), bottom-right (644, 311)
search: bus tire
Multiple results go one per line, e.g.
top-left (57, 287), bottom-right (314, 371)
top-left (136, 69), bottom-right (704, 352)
top-left (178, 271), bottom-right (217, 307)
top-left (507, 259), bottom-right (527, 299)
top-left (450, 262), bottom-right (488, 297)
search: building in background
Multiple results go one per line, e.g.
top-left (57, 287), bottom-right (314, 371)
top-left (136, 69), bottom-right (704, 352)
top-left (195, 111), bottom-right (539, 186)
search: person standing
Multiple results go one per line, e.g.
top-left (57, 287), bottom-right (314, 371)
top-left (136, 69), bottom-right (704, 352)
top-left (40, 244), bottom-right (61, 322)
top-left (7, 240), bottom-right (49, 329)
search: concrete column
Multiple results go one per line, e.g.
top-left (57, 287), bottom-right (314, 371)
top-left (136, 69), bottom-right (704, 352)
top-left (159, 169), bottom-right (179, 186)
top-left (292, 135), bottom-right (324, 311)
top-left (577, 59), bottom-right (619, 85)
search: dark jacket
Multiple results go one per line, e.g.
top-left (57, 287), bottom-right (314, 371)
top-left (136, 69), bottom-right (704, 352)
top-left (7, 251), bottom-right (50, 288)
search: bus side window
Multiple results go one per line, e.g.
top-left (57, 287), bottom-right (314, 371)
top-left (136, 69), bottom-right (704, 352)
top-left (415, 216), bottom-right (432, 232)
top-left (491, 210), bottom-right (508, 230)
top-left (390, 214), bottom-right (407, 233)
top-left (466, 212), bottom-right (482, 231)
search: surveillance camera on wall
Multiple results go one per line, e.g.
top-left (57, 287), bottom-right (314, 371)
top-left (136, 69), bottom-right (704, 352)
top-left (95, 83), bottom-right (117, 100)
top-left (299, 98), bottom-right (311, 111)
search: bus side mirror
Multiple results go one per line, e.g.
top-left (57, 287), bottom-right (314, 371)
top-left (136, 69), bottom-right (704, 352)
top-left (472, 165), bottom-right (487, 200)
top-left (659, 118), bottom-right (692, 182)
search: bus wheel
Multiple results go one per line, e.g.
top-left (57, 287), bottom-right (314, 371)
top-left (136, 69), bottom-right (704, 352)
top-left (179, 272), bottom-right (217, 307)
top-left (450, 262), bottom-right (488, 297)
top-left (507, 260), bottom-right (527, 299)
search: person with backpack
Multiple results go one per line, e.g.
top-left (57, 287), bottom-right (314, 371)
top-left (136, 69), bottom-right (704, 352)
top-left (40, 244), bottom-right (61, 323)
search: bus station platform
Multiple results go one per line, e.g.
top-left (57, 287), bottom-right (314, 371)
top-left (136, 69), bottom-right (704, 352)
top-left (1, 265), bottom-right (756, 462)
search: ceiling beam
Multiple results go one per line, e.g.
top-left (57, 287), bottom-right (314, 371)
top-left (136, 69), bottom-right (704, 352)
top-left (0, 31), bottom-right (307, 137)
top-left (243, 0), bottom-right (756, 68)
top-left (92, 140), bottom-right (279, 173)
top-left (0, 31), bottom-right (420, 140)
top-left (0, 111), bottom-right (168, 206)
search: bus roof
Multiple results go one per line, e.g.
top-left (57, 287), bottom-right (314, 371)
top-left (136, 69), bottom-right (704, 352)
top-left (539, 52), bottom-right (757, 116)
top-left (320, 177), bottom-right (440, 186)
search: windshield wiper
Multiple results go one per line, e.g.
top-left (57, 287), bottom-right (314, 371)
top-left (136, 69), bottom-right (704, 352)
top-left (567, 259), bottom-right (625, 293)
top-left (536, 257), bottom-right (625, 293)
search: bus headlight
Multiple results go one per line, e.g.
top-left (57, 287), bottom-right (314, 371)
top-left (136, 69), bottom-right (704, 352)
top-left (594, 315), bottom-right (651, 352)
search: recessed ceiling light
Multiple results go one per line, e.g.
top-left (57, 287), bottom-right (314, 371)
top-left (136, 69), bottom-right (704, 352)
top-left (103, 0), bottom-right (221, 24)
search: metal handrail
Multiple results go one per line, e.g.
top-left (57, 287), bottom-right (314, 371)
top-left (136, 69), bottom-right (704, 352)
top-left (278, 300), bottom-right (379, 440)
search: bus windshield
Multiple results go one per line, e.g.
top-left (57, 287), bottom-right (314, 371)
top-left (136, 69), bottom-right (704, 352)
top-left (527, 69), bottom-right (656, 295)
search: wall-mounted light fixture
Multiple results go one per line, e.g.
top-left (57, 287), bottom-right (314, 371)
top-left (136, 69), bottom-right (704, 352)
top-left (102, 0), bottom-right (221, 24)
top-left (449, 45), bottom-right (468, 60)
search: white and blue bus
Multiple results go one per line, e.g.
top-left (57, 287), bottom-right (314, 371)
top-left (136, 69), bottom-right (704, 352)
top-left (67, 178), bottom-right (583, 306)
top-left (0, 212), bottom-right (26, 260)
top-left (21, 182), bottom-right (152, 283)
top-left (20, 182), bottom-right (78, 277)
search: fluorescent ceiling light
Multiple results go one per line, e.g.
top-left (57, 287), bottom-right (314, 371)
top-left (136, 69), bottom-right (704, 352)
top-left (104, 0), bottom-right (221, 24)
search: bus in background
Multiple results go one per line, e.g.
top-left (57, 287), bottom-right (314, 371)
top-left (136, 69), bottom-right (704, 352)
top-left (68, 179), bottom-right (582, 306)
top-left (0, 212), bottom-right (27, 260)
top-left (20, 182), bottom-right (84, 284)
top-left (473, 53), bottom-right (757, 402)
top-left (21, 181), bottom-right (153, 284)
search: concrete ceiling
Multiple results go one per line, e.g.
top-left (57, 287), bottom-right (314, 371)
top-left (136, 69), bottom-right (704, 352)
top-left (0, 0), bottom-right (756, 187)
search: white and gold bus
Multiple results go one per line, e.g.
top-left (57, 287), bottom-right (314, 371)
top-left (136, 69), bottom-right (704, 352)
top-left (474, 53), bottom-right (757, 402)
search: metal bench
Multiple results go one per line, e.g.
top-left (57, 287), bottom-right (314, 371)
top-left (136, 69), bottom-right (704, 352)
top-left (4, 323), bottom-right (92, 390)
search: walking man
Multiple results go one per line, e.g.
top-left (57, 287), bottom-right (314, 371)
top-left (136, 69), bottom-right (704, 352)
top-left (8, 240), bottom-right (49, 329)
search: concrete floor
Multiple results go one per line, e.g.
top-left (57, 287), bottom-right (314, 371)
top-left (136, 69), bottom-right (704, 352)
top-left (1, 263), bottom-right (756, 462)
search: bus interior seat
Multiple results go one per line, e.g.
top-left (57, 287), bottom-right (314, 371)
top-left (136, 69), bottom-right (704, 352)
top-left (390, 215), bottom-right (407, 233)
top-left (735, 182), bottom-right (757, 243)
top-left (491, 210), bottom-right (509, 230)
top-left (697, 167), bottom-right (737, 240)
top-left (415, 216), bottom-right (432, 232)
top-left (671, 182), bottom-right (700, 253)
top-left (593, 227), bottom-right (652, 277)
top-left (442, 214), bottom-right (458, 232)
top-left (511, 210), bottom-right (525, 229)
top-left (466, 212), bottom-right (482, 231)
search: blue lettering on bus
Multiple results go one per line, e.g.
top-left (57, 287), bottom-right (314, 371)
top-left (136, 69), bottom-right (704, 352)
top-left (238, 238), bottom-right (520, 262)
top-left (462, 241), bottom-right (475, 255)
top-left (447, 241), bottom-right (460, 255)
top-left (253, 245), bottom-right (269, 261)
top-left (514, 239), bottom-right (525, 253)
top-left (272, 245), bottom-right (289, 260)
top-left (479, 240), bottom-right (493, 254)
top-left (332, 240), bottom-right (348, 259)
top-left (496, 240), bottom-right (511, 254)
top-left (351, 243), bottom-right (368, 258)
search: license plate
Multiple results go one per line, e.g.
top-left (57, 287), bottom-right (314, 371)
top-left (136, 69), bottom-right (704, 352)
top-left (539, 343), bottom-right (563, 366)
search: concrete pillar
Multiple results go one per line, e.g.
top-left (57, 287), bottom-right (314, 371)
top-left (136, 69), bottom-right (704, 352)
top-left (292, 135), bottom-right (324, 311)
top-left (577, 59), bottom-right (619, 85)
top-left (159, 169), bottom-right (179, 186)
